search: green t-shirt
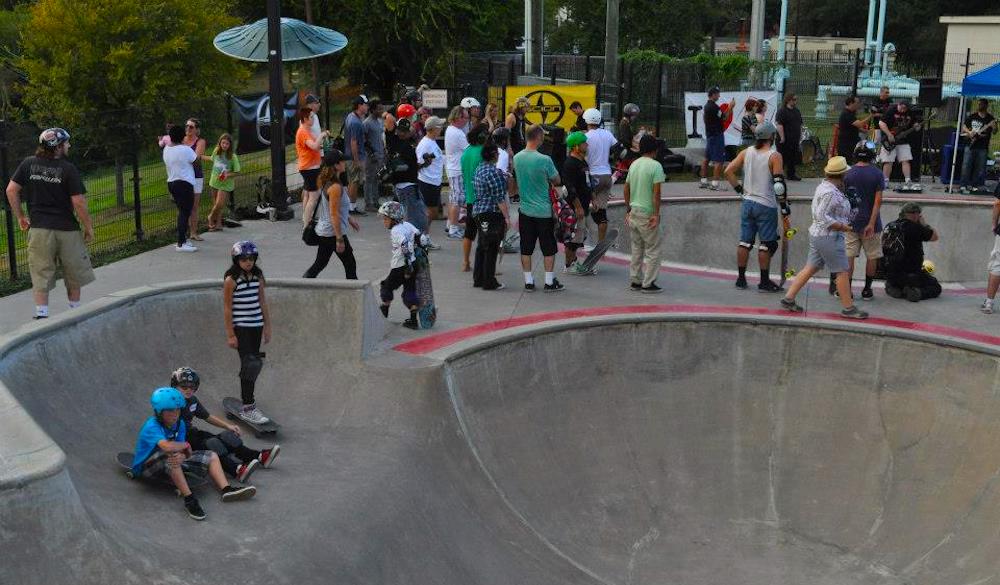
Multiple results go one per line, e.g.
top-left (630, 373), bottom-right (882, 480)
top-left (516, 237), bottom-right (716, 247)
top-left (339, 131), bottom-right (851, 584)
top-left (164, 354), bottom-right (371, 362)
top-left (513, 149), bottom-right (559, 219)
top-left (461, 145), bottom-right (483, 205)
top-left (625, 156), bottom-right (665, 214)
top-left (209, 152), bottom-right (241, 192)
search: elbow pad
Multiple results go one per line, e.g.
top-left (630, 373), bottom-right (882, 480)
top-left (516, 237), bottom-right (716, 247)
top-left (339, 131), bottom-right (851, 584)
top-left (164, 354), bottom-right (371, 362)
top-left (772, 174), bottom-right (787, 199)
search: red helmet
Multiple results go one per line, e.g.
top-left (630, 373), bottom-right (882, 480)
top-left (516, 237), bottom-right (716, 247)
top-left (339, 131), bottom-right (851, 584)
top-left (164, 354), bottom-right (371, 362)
top-left (396, 103), bottom-right (416, 119)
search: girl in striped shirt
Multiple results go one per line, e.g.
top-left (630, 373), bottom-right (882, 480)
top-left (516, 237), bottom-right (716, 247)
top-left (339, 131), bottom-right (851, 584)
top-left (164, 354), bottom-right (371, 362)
top-left (223, 241), bottom-right (273, 424)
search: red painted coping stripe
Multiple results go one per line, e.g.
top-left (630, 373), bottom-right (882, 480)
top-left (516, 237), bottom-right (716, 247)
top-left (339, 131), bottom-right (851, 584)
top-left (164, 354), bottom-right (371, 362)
top-left (393, 304), bottom-right (1000, 355)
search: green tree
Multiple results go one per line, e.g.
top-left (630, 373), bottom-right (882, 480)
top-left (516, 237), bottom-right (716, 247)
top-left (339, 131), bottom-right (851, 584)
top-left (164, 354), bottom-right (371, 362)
top-left (18, 0), bottom-right (250, 145)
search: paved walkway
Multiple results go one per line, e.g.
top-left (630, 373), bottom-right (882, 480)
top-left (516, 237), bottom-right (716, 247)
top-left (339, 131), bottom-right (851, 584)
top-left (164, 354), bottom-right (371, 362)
top-left (1, 180), bottom-right (996, 346)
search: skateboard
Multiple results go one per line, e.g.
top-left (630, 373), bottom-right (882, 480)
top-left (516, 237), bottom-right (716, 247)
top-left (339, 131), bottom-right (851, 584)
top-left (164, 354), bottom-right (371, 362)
top-left (223, 397), bottom-right (280, 438)
top-left (413, 245), bottom-right (436, 329)
top-left (116, 451), bottom-right (208, 495)
top-left (579, 228), bottom-right (620, 273)
top-left (779, 216), bottom-right (798, 286)
top-left (498, 229), bottom-right (520, 265)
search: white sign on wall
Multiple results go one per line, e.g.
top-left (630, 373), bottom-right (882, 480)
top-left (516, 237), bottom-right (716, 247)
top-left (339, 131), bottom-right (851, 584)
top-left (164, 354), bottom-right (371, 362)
top-left (683, 91), bottom-right (778, 146)
top-left (421, 89), bottom-right (449, 110)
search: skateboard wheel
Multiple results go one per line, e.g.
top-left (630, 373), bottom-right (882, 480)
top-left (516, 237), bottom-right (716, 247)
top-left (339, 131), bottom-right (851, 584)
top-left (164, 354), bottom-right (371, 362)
top-left (784, 269), bottom-right (796, 278)
top-left (785, 228), bottom-right (797, 239)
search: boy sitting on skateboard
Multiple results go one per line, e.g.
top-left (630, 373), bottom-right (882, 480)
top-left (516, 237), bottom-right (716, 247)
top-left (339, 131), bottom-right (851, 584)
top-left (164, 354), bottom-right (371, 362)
top-left (377, 201), bottom-right (421, 329)
top-left (170, 367), bottom-right (280, 484)
top-left (131, 387), bottom-right (257, 521)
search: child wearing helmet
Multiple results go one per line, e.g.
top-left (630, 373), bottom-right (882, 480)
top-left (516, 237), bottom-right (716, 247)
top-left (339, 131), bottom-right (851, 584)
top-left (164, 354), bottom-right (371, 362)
top-left (223, 241), bottom-right (273, 425)
top-left (131, 387), bottom-right (257, 520)
top-left (377, 201), bottom-right (421, 329)
top-left (170, 367), bottom-right (281, 484)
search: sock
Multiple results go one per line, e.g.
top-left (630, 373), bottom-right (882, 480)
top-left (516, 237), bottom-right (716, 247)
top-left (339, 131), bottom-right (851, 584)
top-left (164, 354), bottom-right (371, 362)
top-left (738, 266), bottom-right (747, 279)
top-left (830, 274), bottom-right (837, 285)
top-left (760, 269), bottom-right (770, 283)
top-left (544, 271), bottom-right (555, 285)
top-left (409, 309), bottom-right (417, 321)
top-left (904, 176), bottom-right (911, 183)
top-left (523, 272), bottom-right (534, 285)
top-left (864, 276), bottom-right (873, 289)
top-left (68, 301), bottom-right (80, 309)
top-left (711, 180), bottom-right (719, 188)
top-left (700, 177), bottom-right (708, 184)
top-left (35, 305), bottom-right (48, 318)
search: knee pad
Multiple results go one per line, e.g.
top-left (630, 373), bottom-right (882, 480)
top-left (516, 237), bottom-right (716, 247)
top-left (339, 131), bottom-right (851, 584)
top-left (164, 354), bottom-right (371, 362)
top-left (590, 208), bottom-right (608, 225)
top-left (738, 241), bottom-right (754, 250)
top-left (239, 353), bottom-right (264, 383)
top-left (760, 240), bottom-right (778, 255)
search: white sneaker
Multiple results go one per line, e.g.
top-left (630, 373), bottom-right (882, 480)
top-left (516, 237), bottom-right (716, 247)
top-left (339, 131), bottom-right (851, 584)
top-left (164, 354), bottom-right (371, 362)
top-left (175, 243), bottom-right (198, 253)
top-left (240, 405), bottom-right (270, 424)
top-left (425, 238), bottom-right (441, 251)
top-left (982, 298), bottom-right (995, 314)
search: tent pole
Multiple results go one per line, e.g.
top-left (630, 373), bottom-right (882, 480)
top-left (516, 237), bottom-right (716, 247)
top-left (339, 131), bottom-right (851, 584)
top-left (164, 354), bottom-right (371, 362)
top-left (949, 95), bottom-right (964, 194)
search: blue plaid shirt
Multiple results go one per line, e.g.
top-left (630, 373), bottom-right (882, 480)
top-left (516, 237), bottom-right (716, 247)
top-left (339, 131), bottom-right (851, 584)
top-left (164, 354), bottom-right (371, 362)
top-left (472, 162), bottom-right (507, 216)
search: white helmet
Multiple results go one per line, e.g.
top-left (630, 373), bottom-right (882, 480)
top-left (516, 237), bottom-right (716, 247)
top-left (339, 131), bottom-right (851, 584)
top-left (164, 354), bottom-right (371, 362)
top-left (582, 108), bottom-right (602, 125)
top-left (460, 97), bottom-right (481, 109)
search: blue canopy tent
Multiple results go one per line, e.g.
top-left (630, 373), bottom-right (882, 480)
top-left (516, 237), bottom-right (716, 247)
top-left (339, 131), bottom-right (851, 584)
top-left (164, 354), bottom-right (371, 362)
top-left (949, 61), bottom-right (1000, 192)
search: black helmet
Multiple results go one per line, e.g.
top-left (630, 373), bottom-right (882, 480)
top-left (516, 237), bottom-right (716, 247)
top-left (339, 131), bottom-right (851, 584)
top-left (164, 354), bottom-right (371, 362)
top-left (170, 367), bottom-right (200, 390)
top-left (854, 140), bottom-right (877, 162)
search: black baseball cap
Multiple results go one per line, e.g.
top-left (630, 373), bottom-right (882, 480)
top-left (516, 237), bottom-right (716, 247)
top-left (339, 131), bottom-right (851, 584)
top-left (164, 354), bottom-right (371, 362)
top-left (323, 149), bottom-right (345, 166)
top-left (305, 94), bottom-right (320, 105)
top-left (352, 94), bottom-right (369, 106)
top-left (396, 118), bottom-right (412, 132)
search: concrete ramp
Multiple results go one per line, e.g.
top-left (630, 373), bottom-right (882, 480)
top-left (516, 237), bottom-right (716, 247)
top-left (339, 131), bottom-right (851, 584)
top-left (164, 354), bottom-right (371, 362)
top-left (2, 283), bottom-right (1000, 584)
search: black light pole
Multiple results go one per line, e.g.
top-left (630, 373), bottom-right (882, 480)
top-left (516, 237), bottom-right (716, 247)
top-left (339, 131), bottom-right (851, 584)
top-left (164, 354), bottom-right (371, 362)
top-left (267, 0), bottom-right (288, 212)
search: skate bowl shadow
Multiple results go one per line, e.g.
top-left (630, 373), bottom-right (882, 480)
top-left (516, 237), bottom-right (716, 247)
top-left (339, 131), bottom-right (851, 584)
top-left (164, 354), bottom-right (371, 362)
top-left (2, 282), bottom-right (1000, 584)
top-left (607, 196), bottom-right (995, 283)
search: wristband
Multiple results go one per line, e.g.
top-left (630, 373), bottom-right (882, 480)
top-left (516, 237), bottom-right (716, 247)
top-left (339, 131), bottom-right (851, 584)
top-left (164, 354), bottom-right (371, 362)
top-left (734, 183), bottom-right (745, 195)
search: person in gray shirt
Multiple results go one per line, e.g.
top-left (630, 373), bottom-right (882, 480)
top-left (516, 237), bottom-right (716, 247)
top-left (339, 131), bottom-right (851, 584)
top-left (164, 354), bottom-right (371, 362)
top-left (363, 100), bottom-right (387, 211)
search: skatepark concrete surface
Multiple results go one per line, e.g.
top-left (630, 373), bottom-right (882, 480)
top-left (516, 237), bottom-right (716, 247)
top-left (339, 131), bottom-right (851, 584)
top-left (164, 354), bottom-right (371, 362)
top-left (2, 180), bottom-right (1000, 585)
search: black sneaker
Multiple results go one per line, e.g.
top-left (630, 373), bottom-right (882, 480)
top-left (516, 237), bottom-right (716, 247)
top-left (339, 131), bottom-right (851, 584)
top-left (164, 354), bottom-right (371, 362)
top-left (544, 279), bottom-right (565, 292)
top-left (32, 315), bottom-right (48, 320)
top-left (220, 485), bottom-right (257, 502)
top-left (861, 287), bottom-right (874, 301)
top-left (905, 287), bottom-right (922, 302)
top-left (758, 280), bottom-right (783, 293)
top-left (780, 297), bottom-right (804, 312)
top-left (184, 496), bottom-right (206, 521)
top-left (524, 282), bottom-right (536, 292)
top-left (402, 317), bottom-right (419, 329)
top-left (641, 283), bottom-right (664, 294)
top-left (735, 277), bottom-right (748, 290)
top-left (630, 282), bottom-right (643, 291)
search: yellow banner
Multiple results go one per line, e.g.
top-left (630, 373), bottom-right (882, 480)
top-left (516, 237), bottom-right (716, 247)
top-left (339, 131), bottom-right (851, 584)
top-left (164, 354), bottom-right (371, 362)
top-left (502, 85), bottom-right (597, 132)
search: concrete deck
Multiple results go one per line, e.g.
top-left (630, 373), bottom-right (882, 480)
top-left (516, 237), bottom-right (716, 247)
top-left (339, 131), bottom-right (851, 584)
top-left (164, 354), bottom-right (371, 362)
top-left (1, 180), bottom-right (999, 585)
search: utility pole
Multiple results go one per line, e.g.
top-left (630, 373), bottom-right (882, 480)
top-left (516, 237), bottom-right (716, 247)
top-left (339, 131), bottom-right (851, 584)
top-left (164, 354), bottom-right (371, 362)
top-left (603, 0), bottom-right (620, 87)
top-left (266, 0), bottom-right (288, 212)
top-left (304, 0), bottom-right (320, 96)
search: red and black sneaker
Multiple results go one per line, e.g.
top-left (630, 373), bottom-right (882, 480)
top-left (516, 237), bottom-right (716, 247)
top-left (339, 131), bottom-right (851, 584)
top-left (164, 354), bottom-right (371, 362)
top-left (235, 459), bottom-right (259, 483)
top-left (258, 445), bottom-right (281, 469)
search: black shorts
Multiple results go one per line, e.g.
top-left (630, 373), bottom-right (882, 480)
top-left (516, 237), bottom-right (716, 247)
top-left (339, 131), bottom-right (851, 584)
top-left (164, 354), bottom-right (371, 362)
top-left (464, 203), bottom-right (478, 241)
top-left (300, 168), bottom-right (321, 191)
top-left (418, 180), bottom-right (442, 208)
top-left (518, 215), bottom-right (557, 257)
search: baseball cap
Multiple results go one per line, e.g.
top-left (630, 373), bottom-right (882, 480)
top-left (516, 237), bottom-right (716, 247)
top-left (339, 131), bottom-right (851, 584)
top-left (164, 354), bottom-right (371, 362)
top-left (639, 134), bottom-right (658, 154)
top-left (323, 149), bottom-right (345, 166)
top-left (708, 86), bottom-right (721, 97)
top-left (396, 118), bottom-right (412, 132)
top-left (565, 131), bottom-right (588, 149)
top-left (305, 94), bottom-right (320, 105)
top-left (424, 116), bottom-right (445, 130)
top-left (352, 94), bottom-right (369, 106)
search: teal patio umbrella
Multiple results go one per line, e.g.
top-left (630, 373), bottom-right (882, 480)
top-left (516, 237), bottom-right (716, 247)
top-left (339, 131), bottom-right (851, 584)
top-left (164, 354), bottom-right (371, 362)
top-left (213, 17), bottom-right (348, 62)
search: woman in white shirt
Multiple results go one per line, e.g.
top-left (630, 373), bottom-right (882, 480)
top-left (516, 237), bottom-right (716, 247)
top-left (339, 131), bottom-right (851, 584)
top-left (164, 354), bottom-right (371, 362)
top-left (162, 125), bottom-right (199, 253)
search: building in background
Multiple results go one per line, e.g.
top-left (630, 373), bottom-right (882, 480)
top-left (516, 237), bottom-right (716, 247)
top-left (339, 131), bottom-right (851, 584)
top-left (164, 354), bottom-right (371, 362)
top-left (939, 16), bottom-right (1000, 84)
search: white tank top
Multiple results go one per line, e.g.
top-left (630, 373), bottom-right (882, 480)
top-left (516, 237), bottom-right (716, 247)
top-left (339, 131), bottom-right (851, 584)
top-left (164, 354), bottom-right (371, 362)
top-left (742, 146), bottom-right (777, 208)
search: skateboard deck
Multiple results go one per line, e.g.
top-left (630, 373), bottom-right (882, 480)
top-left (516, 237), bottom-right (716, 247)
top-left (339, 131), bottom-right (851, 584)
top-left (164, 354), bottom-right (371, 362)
top-left (116, 451), bottom-right (208, 493)
top-left (413, 246), bottom-right (436, 329)
top-left (222, 397), bottom-right (280, 437)
top-left (779, 216), bottom-right (798, 287)
top-left (579, 228), bottom-right (620, 273)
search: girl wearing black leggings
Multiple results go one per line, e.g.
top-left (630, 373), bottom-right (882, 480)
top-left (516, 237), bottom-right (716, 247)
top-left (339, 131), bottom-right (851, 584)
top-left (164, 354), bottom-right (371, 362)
top-left (303, 149), bottom-right (360, 279)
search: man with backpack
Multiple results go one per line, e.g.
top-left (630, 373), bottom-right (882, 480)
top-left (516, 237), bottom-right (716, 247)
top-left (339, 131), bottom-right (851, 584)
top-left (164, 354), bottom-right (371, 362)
top-left (882, 202), bottom-right (941, 302)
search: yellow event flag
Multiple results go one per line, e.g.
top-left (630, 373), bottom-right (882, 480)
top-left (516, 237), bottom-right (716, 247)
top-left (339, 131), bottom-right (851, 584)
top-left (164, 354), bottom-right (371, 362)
top-left (503, 85), bottom-right (597, 132)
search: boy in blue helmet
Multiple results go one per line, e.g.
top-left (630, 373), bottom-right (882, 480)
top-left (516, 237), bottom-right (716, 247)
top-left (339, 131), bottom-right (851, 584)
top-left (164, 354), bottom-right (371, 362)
top-left (131, 387), bottom-right (257, 521)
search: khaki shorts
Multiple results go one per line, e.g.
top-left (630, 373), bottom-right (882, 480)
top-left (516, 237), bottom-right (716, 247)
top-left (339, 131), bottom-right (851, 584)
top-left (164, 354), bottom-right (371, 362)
top-left (346, 161), bottom-right (365, 186)
top-left (28, 228), bottom-right (95, 293)
top-left (988, 235), bottom-right (1000, 276)
top-left (845, 231), bottom-right (884, 260)
top-left (591, 174), bottom-right (613, 209)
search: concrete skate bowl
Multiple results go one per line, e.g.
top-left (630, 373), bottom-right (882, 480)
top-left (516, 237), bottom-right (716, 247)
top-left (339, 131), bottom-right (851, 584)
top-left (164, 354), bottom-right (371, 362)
top-left (2, 283), bottom-right (1000, 585)
top-left (606, 196), bottom-right (995, 282)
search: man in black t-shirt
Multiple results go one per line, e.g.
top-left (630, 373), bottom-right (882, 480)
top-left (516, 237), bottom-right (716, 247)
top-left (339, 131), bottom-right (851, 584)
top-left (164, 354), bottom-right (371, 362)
top-left (774, 93), bottom-right (803, 180)
top-left (561, 131), bottom-right (593, 274)
top-left (836, 96), bottom-right (870, 162)
top-left (884, 202), bottom-right (941, 302)
top-left (959, 99), bottom-right (997, 193)
top-left (877, 101), bottom-right (921, 187)
top-left (700, 87), bottom-right (735, 190)
top-left (569, 101), bottom-right (588, 132)
top-left (6, 127), bottom-right (95, 321)
top-left (870, 86), bottom-right (892, 130)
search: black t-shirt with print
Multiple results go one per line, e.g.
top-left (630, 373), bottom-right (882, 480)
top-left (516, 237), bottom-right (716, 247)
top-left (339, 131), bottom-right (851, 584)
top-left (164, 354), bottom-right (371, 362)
top-left (885, 107), bottom-right (920, 147)
top-left (704, 100), bottom-right (723, 137)
top-left (181, 395), bottom-right (211, 430)
top-left (560, 155), bottom-right (591, 209)
top-left (11, 156), bottom-right (87, 231)
top-left (964, 112), bottom-right (996, 150)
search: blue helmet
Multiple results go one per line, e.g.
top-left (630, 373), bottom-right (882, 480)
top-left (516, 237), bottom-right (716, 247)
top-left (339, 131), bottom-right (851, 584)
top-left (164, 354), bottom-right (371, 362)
top-left (150, 387), bottom-right (185, 414)
top-left (231, 240), bottom-right (259, 259)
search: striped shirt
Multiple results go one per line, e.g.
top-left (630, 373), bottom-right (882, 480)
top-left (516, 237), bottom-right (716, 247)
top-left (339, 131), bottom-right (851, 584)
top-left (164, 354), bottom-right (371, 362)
top-left (232, 275), bottom-right (264, 328)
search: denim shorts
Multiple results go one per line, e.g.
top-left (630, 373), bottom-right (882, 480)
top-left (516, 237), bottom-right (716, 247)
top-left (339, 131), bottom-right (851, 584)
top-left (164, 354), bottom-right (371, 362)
top-left (806, 233), bottom-right (849, 273)
top-left (705, 135), bottom-right (726, 163)
top-left (739, 199), bottom-right (779, 245)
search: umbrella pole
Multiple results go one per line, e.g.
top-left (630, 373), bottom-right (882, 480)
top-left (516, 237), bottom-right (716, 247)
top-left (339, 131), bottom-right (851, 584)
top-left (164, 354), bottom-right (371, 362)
top-left (948, 95), bottom-right (964, 194)
top-left (267, 0), bottom-right (289, 214)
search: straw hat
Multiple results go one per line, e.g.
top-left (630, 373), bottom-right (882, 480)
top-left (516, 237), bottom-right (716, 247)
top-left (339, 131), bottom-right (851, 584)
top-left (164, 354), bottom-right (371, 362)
top-left (824, 156), bottom-right (850, 176)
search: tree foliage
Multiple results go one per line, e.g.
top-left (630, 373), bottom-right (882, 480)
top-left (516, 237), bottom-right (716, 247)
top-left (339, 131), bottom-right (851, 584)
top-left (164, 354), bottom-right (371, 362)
top-left (18, 0), bottom-right (250, 142)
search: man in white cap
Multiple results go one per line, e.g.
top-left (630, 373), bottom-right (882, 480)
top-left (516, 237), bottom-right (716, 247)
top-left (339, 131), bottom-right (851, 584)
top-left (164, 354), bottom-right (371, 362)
top-left (416, 116), bottom-right (446, 248)
top-left (461, 97), bottom-right (481, 133)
